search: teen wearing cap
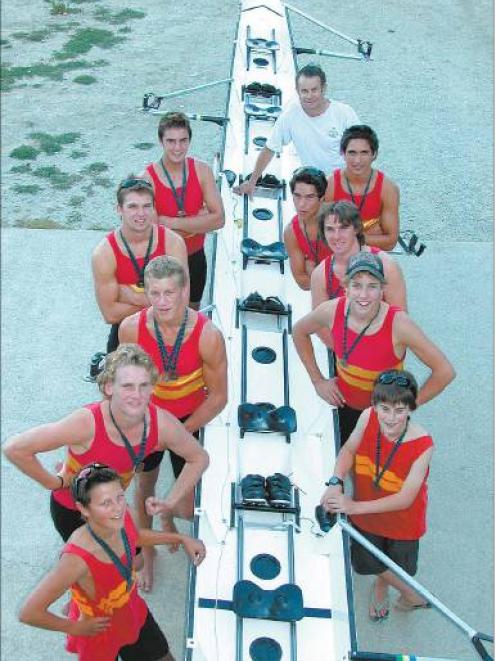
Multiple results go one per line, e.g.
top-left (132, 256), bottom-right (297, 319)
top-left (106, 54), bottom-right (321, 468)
top-left (283, 167), bottom-right (333, 290)
top-left (18, 464), bottom-right (205, 660)
top-left (321, 370), bottom-right (433, 621)
top-left (92, 177), bottom-right (188, 353)
top-left (293, 251), bottom-right (455, 445)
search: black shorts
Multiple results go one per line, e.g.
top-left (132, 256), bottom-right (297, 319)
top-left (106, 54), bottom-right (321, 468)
top-left (351, 525), bottom-right (420, 576)
top-left (338, 404), bottom-right (363, 447)
top-left (107, 323), bottom-right (121, 353)
top-left (188, 248), bottom-right (207, 305)
top-left (142, 418), bottom-right (200, 479)
top-left (117, 609), bottom-right (169, 660)
top-left (50, 493), bottom-right (84, 542)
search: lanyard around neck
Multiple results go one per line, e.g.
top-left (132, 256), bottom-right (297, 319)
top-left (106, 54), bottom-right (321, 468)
top-left (342, 302), bottom-right (381, 367)
top-left (109, 405), bottom-right (148, 472)
top-left (374, 420), bottom-right (409, 488)
top-left (87, 524), bottom-right (133, 591)
top-left (160, 160), bottom-right (187, 215)
top-left (344, 169), bottom-right (374, 213)
top-left (153, 307), bottom-right (189, 381)
top-left (119, 229), bottom-right (154, 288)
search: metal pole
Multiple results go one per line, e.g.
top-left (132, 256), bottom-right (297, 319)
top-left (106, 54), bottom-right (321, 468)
top-left (284, 3), bottom-right (358, 46)
top-left (294, 47), bottom-right (366, 61)
top-left (337, 517), bottom-right (485, 641)
top-left (157, 77), bottom-right (233, 101)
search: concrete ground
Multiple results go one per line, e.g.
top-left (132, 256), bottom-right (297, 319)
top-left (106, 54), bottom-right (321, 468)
top-left (1, 0), bottom-right (493, 660)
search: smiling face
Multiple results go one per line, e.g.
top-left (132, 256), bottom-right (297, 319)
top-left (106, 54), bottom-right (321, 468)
top-left (117, 190), bottom-right (154, 235)
top-left (343, 138), bottom-right (376, 177)
top-left (105, 364), bottom-right (153, 419)
top-left (323, 214), bottom-right (359, 255)
top-left (296, 75), bottom-right (327, 116)
top-left (346, 271), bottom-right (383, 320)
top-left (375, 400), bottom-right (411, 440)
top-left (292, 182), bottom-right (323, 221)
top-left (145, 275), bottom-right (187, 324)
top-left (79, 480), bottom-right (127, 532)
top-left (161, 126), bottom-right (190, 165)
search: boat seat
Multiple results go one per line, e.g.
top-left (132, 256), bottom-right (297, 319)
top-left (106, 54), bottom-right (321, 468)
top-left (246, 37), bottom-right (280, 51)
top-left (238, 402), bottom-right (297, 433)
top-left (233, 580), bottom-right (304, 622)
top-left (241, 238), bottom-right (287, 261)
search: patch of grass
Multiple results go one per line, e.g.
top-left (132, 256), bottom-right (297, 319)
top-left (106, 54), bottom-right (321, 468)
top-left (73, 73), bottom-right (96, 84)
top-left (54, 28), bottom-right (124, 60)
top-left (10, 145), bottom-right (40, 160)
top-left (13, 184), bottom-right (42, 194)
top-left (1, 38), bottom-right (10, 46)
top-left (93, 7), bottom-right (145, 24)
top-left (70, 149), bottom-right (88, 159)
top-left (82, 161), bottom-right (108, 174)
top-left (32, 165), bottom-right (82, 190)
top-left (10, 163), bottom-right (33, 173)
top-left (82, 183), bottom-right (95, 195)
top-left (48, 1), bottom-right (81, 16)
top-left (118, 26), bottom-right (131, 34)
top-left (133, 142), bottom-right (154, 151)
top-left (28, 131), bottom-right (81, 154)
top-left (92, 176), bottom-right (113, 188)
top-left (12, 25), bottom-right (76, 42)
top-left (67, 210), bottom-right (83, 224)
top-left (1, 58), bottom-right (107, 91)
top-left (69, 195), bottom-right (85, 207)
top-left (14, 217), bottom-right (65, 229)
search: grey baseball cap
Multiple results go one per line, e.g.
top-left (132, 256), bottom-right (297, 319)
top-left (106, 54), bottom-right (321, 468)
top-left (345, 251), bottom-right (385, 282)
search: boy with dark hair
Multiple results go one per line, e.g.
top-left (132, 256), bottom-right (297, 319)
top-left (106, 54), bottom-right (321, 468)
top-left (284, 166), bottom-right (332, 290)
top-left (321, 370), bottom-right (434, 622)
top-left (325, 124), bottom-right (400, 250)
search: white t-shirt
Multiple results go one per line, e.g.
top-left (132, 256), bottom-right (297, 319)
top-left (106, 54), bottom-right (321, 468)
top-left (265, 98), bottom-right (359, 173)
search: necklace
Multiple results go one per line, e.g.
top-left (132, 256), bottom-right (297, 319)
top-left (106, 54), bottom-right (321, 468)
top-left (119, 229), bottom-right (154, 288)
top-left (344, 169), bottom-right (374, 213)
top-left (108, 405), bottom-right (148, 473)
top-left (341, 302), bottom-right (381, 367)
top-left (160, 159), bottom-right (187, 216)
top-left (302, 220), bottom-right (320, 263)
top-left (326, 257), bottom-right (343, 299)
top-left (87, 523), bottom-right (133, 591)
top-left (374, 419), bottom-right (409, 488)
top-left (153, 307), bottom-right (189, 381)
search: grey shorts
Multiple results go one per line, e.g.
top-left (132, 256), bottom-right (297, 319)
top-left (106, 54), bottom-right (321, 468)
top-left (350, 525), bottom-right (419, 576)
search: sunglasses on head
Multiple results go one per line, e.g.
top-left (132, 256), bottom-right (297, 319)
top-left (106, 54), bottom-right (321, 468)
top-left (292, 166), bottom-right (326, 178)
top-left (377, 372), bottom-right (411, 387)
top-left (118, 178), bottom-right (153, 190)
top-left (73, 462), bottom-right (109, 494)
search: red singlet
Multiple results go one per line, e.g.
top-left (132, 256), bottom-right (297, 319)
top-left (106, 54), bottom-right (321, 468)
top-left (52, 402), bottom-right (159, 511)
top-left (64, 510), bottom-right (149, 660)
top-left (290, 214), bottom-right (333, 264)
top-left (106, 225), bottom-right (166, 290)
top-left (146, 157), bottom-right (205, 255)
top-left (137, 308), bottom-right (208, 418)
top-left (332, 169), bottom-right (384, 232)
top-left (324, 247), bottom-right (381, 299)
top-left (350, 408), bottom-right (433, 540)
top-left (331, 298), bottom-right (404, 410)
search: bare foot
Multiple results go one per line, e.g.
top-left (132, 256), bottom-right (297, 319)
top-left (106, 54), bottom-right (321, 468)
top-left (137, 546), bottom-right (156, 592)
top-left (161, 515), bottom-right (181, 553)
top-left (395, 596), bottom-right (431, 611)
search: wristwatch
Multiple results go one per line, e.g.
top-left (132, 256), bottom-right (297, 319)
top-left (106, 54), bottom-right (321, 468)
top-left (325, 476), bottom-right (344, 488)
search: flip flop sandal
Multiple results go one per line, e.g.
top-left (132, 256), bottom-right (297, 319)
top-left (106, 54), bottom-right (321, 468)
top-left (394, 597), bottom-right (432, 612)
top-left (241, 291), bottom-right (265, 309)
top-left (369, 583), bottom-right (390, 623)
top-left (263, 296), bottom-right (285, 312)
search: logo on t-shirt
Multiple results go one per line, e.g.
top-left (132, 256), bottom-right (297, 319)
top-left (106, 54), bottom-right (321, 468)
top-left (328, 127), bottom-right (339, 138)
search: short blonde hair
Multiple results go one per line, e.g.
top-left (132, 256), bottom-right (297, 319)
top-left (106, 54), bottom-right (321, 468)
top-left (144, 255), bottom-right (187, 289)
top-left (97, 344), bottom-right (158, 395)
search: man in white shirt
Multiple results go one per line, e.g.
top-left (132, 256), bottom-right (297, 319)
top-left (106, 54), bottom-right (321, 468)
top-left (234, 64), bottom-right (359, 197)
